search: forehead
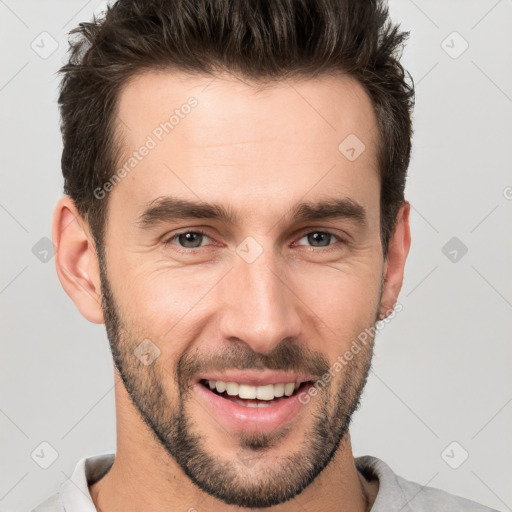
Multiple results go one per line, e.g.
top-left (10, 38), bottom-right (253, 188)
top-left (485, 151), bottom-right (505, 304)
top-left (111, 70), bottom-right (380, 224)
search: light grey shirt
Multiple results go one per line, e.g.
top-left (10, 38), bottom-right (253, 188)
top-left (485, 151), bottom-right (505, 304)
top-left (32, 452), bottom-right (500, 511)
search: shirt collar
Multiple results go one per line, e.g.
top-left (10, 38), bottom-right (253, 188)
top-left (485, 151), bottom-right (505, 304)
top-left (355, 455), bottom-right (413, 511)
top-left (60, 453), bottom-right (115, 512)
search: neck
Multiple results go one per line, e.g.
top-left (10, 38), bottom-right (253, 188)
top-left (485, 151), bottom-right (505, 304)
top-left (89, 375), bottom-right (378, 512)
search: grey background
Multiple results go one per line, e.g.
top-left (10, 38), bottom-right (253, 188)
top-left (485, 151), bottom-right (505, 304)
top-left (1, 1), bottom-right (511, 511)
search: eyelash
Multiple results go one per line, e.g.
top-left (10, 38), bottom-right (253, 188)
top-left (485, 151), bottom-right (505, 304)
top-left (163, 229), bottom-right (346, 253)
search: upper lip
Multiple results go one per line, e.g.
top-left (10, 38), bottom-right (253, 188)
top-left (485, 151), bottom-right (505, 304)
top-left (196, 371), bottom-right (315, 387)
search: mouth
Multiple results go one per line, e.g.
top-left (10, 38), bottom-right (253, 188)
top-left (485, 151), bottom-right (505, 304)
top-left (199, 379), bottom-right (312, 407)
top-left (194, 376), bottom-right (316, 432)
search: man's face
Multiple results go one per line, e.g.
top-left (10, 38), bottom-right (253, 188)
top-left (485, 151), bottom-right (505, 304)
top-left (99, 71), bottom-right (385, 508)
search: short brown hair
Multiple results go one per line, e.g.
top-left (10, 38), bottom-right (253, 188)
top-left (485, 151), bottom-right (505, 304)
top-left (58, 0), bottom-right (414, 258)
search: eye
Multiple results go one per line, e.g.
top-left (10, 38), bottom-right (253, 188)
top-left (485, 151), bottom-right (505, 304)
top-left (162, 229), bottom-right (345, 254)
top-left (163, 230), bottom-right (212, 249)
top-left (295, 231), bottom-right (343, 249)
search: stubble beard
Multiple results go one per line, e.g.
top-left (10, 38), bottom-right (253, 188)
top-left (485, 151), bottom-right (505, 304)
top-left (97, 246), bottom-right (379, 508)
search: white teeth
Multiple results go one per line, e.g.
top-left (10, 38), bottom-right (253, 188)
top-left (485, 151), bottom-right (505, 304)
top-left (206, 380), bottom-right (301, 400)
top-left (234, 398), bottom-right (273, 408)
top-left (256, 384), bottom-right (275, 400)
top-left (284, 383), bottom-right (296, 397)
top-left (225, 382), bottom-right (239, 396)
top-left (273, 383), bottom-right (285, 397)
top-left (215, 381), bottom-right (226, 393)
top-left (238, 384), bottom-right (257, 399)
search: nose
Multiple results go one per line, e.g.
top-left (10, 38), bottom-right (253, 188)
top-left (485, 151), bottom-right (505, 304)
top-left (217, 249), bottom-right (303, 355)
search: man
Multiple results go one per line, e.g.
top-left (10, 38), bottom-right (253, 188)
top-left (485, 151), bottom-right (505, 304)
top-left (33, 0), bottom-right (499, 511)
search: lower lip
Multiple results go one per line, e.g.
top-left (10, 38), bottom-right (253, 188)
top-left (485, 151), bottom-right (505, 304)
top-left (194, 381), bottom-right (312, 432)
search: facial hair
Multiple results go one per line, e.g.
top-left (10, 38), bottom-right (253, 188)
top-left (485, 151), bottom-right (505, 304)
top-left (97, 246), bottom-right (380, 508)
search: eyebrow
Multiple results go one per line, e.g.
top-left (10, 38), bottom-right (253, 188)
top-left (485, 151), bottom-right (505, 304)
top-left (136, 195), bottom-right (367, 230)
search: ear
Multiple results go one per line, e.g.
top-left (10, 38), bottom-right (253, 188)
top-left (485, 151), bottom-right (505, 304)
top-left (379, 201), bottom-right (411, 319)
top-left (52, 196), bottom-right (104, 324)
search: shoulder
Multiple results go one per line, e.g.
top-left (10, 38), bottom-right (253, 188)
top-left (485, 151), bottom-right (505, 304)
top-left (355, 455), bottom-right (500, 512)
top-left (31, 492), bottom-right (63, 512)
top-left (30, 453), bottom-right (115, 512)
top-left (395, 471), bottom-right (499, 511)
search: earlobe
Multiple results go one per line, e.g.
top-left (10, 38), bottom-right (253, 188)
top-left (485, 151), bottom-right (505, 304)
top-left (52, 196), bottom-right (105, 324)
top-left (379, 201), bottom-right (411, 319)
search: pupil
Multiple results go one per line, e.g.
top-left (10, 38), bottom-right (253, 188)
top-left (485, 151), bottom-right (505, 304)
top-left (179, 232), bottom-right (202, 248)
top-left (308, 232), bottom-right (330, 247)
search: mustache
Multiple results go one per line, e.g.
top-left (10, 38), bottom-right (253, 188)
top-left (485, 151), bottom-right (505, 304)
top-left (176, 337), bottom-right (331, 388)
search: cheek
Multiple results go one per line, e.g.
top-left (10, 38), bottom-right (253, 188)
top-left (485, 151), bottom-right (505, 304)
top-left (292, 264), bottom-right (381, 347)
top-left (112, 263), bottom-right (221, 345)
top-left (108, 243), bottom-right (381, 359)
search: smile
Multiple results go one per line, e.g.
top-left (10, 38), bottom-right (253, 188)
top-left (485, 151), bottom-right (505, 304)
top-left (195, 378), bottom-right (314, 431)
top-left (203, 379), bottom-right (302, 403)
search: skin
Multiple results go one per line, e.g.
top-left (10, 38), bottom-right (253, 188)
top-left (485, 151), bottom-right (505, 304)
top-left (53, 71), bottom-right (410, 512)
